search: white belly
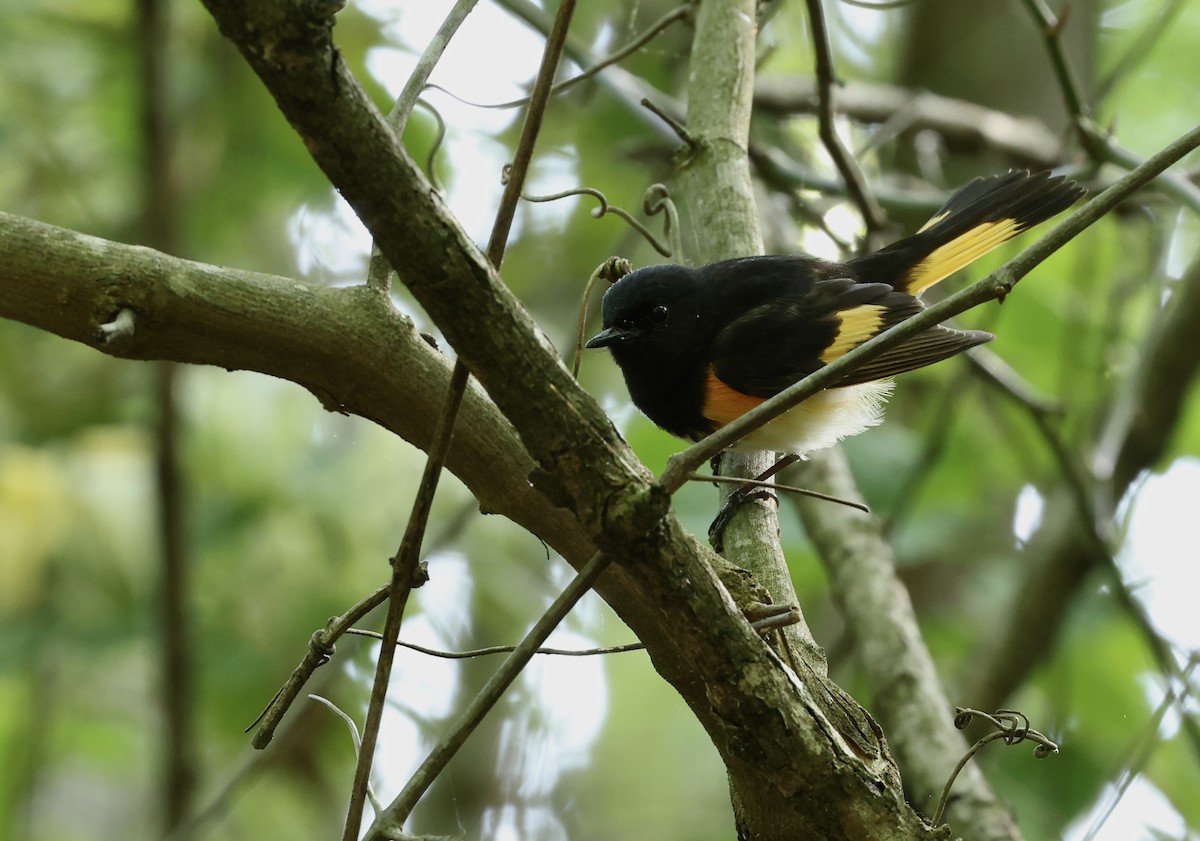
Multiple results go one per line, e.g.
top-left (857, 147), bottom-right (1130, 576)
top-left (729, 381), bottom-right (895, 455)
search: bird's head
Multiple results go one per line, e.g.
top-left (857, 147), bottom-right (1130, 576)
top-left (585, 264), bottom-right (709, 365)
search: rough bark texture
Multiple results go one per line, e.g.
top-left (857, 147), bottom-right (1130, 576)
top-left (0, 1), bottom-right (939, 835)
top-left (673, 2), bottom-right (907, 836)
top-left (676, 0), bottom-right (827, 671)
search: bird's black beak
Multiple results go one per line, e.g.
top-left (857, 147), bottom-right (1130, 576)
top-left (585, 326), bottom-right (633, 349)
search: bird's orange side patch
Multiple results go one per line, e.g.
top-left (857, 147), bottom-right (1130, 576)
top-left (904, 219), bottom-right (1020, 294)
top-left (702, 369), bottom-right (765, 426)
top-left (819, 304), bottom-right (887, 364)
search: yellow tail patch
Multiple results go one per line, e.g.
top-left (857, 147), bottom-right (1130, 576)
top-left (820, 304), bottom-right (887, 363)
top-left (904, 219), bottom-right (1021, 295)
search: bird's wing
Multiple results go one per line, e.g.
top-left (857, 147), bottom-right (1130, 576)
top-left (709, 278), bottom-right (992, 398)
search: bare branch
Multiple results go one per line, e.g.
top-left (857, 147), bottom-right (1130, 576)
top-left (351, 3), bottom-right (580, 835)
top-left (1017, 0), bottom-right (1092, 124)
top-left (801, 0), bottom-right (887, 235)
top-left (190, 1), bottom-right (942, 836)
top-left (755, 76), bottom-right (1066, 168)
top-left (389, 0), bottom-right (479, 135)
top-left (424, 2), bottom-right (692, 110)
top-left (347, 629), bottom-right (646, 659)
top-left (365, 552), bottom-right (612, 839)
top-left (343, 364), bottom-right (468, 841)
top-left (367, 0), bottom-right (479, 291)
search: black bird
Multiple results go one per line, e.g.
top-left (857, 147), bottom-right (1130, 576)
top-left (587, 170), bottom-right (1084, 455)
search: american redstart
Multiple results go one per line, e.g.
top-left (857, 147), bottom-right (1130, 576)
top-left (586, 170), bottom-right (1084, 455)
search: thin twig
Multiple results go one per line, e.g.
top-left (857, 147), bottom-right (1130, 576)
top-left (659, 121), bottom-right (1200, 492)
top-left (310, 695), bottom-right (383, 817)
top-left (966, 348), bottom-right (1061, 418)
top-left (345, 628), bottom-right (644, 658)
top-left (347, 5), bottom-right (580, 837)
top-left (341, 362), bottom-right (470, 841)
top-left (573, 256), bottom-right (632, 377)
top-left (247, 582), bottom-right (390, 745)
top-left (420, 3), bottom-right (692, 111)
top-left (933, 707), bottom-right (1059, 826)
top-left (247, 504), bottom-right (475, 746)
top-left (1078, 120), bottom-right (1200, 217)
top-left (1016, 0), bottom-right (1200, 220)
top-left (517, 182), bottom-right (673, 256)
top-left (363, 552), bottom-right (612, 840)
top-left (483, 7), bottom-right (576, 260)
top-left (640, 96), bottom-right (694, 147)
top-left (642, 183), bottom-right (682, 259)
top-left (1017, 0), bottom-right (1091, 124)
top-left (415, 99), bottom-right (448, 189)
top-left (682, 472), bottom-right (869, 512)
top-left (367, 0), bottom-right (479, 292)
top-left (390, 0), bottom-right (479, 135)
top-left (802, 0), bottom-right (886, 236)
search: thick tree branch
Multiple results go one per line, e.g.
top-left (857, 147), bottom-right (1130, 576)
top-left (0, 211), bottom-right (590, 562)
top-left (194, 0), bottom-right (931, 832)
top-left (1, 2), bottom-right (936, 835)
top-left (675, 4), bottom-right (902, 835)
top-left (678, 0), bottom-right (818, 659)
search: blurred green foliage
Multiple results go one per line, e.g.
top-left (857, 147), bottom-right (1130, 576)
top-left (1, 1), bottom-right (1198, 840)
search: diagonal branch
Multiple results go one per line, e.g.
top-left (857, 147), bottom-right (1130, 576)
top-left (0, 211), bottom-right (591, 559)
top-left (351, 2), bottom-right (578, 835)
top-left (186, 2), bottom-right (937, 837)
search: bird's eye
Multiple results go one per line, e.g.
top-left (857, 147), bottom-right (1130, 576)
top-left (649, 305), bottom-right (669, 324)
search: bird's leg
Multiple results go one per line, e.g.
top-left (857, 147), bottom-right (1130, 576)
top-left (707, 453), bottom-right (801, 552)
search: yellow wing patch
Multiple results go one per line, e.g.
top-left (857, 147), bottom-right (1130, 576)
top-left (702, 368), bottom-right (765, 427)
top-left (904, 219), bottom-right (1020, 295)
top-left (819, 304), bottom-right (887, 364)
